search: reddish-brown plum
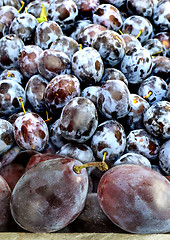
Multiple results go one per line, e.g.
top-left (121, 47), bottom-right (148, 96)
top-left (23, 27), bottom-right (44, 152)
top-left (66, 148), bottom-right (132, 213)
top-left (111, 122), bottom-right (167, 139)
top-left (10, 158), bottom-right (88, 232)
top-left (97, 164), bottom-right (170, 234)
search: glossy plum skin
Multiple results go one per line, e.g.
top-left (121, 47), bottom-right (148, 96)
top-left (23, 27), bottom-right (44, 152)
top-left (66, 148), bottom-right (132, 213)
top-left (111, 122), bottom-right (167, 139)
top-left (10, 158), bottom-right (89, 233)
top-left (44, 74), bottom-right (81, 113)
top-left (143, 101), bottom-right (170, 139)
top-left (25, 153), bottom-right (67, 171)
top-left (97, 164), bottom-right (170, 234)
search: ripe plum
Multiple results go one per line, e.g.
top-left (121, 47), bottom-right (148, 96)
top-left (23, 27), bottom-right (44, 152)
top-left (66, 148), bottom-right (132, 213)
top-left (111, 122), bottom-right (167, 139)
top-left (10, 158), bottom-right (88, 232)
top-left (97, 164), bottom-right (170, 233)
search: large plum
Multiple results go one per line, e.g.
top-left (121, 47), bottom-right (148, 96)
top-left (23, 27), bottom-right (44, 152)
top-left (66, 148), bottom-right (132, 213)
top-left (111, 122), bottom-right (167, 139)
top-left (97, 164), bottom-right (170, 234)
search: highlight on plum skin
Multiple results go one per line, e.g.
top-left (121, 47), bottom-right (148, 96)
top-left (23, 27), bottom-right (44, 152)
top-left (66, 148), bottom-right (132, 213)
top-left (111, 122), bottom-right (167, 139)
top-left (97, 164), bottom-right (170, 234)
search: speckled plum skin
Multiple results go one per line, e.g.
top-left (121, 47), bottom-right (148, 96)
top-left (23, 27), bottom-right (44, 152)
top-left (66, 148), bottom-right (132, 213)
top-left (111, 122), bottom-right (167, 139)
top-left (120, 47), bottom-right (153, 84)
top-left (126, 129), bottom-right (160, 160)
top-left (27, 0), bottom-right (49, 19)
top-left (81, 86), bottom-right (101, 106)
top-left (92, 30), bottom-right (126, 67)
top-left (138, 76), bottom-right (168, 105)
top-left (78, 23), bottom-right (107, 47)
top-left (10, 158), bottom-right (88, 233)
top-left (151, 56), bottom-right (170, 83)
top-left (0, 5), bottom-right (19, 29)
top-left (0, 34), bottom-right (24, 70)
top-left (92, 4), bottom-right (123, 31)
top-left (9, 13), bottom-right (38, 44)
top-left (121, 34), bottom-right (142, 53)
top-left (47, 0), bottom-right (78, 31)
top-left (97, 164), bottom-right (170, 234)
top-left (91, 120), bottom-right (126, 162)
top-left (126, 0), bottom-right (156, 18)
top-left (0, 68), bottom-right (24, 85)
top-left (44, 74), bottom-right (81, 113)
top-left (0, 80), bottom-right (26, 117)
top-left (18, 45), bottom-right (43, 79)
top-left (101, 68), bottom-right (128, 85)
top-left (25, 74), bottom-right (49, 113)
top-left (143, 101), bottom-right (170, 139)
top-left (50, 119), bottom-right (68, 149)
top-left (0, 175), bottom-right (11, 231)
top-left (34, 21), bottom-right (63, 50)
top-left (57, 143), bottom-right (95, 166)
top-left (13, 112), bottom-right (49, 152)
top-left (122, 15), bottom-right (153, 43)
top-left (125, 94), bottom-right (150, 130)
top-left (0, 119), bottom-right (14, 155)
top-left (143, 39), bottom-right (166, 57)
top-left (72, 47), bottom-right (104, 85)
top-left (113, 152), bottom-right (151, 168)
top-left (159, 140), bottom-right (170, 175)
top-left (38, 49), bottom-right (71, 81)
top-left (50, 36), bottom-right (79, 60)
top-left (59, 97), bottom-right (98, 143)
top-left (153, 0), bottom-right (170, 32)
top-left (97, 80), bottom-right (130, 119)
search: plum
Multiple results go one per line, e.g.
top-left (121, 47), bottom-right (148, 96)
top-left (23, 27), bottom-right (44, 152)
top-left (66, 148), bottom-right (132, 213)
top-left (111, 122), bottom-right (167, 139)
top-left (97, 164), bottom-right (170, 233)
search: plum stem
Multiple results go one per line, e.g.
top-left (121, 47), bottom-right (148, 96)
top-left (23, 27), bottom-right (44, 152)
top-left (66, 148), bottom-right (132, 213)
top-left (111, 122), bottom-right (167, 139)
top-left (18, 97), bottom-right (26, 115)
top-left (18, 1), bottom-right (25, 13)
top-left (152, 49), bottom-right (165, 57)
top-left (143, 91), bottom-right (152, 99)
top-left (45, 111), bottom-right (52, 122)
top-left (119, 30), bottom-right (123, 35)
top-left (73, 151), bottom-right (109, 174)
top-left (79, 44), bottom-right (83, 50)
top-left (7, 71), bottom-right (15, 77)
top-left (136, 29), bottom-right (143, 39)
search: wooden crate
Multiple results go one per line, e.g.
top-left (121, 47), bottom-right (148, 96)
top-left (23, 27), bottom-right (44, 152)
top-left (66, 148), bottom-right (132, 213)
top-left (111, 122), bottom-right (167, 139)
top-left (0, 233), bottom-right (170, 240)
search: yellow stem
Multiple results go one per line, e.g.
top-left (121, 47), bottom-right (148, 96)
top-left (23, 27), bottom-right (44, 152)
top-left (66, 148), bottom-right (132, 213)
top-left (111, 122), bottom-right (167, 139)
top-left (79, 44), bottom-right (83, 50)
top-left (7, 71), bottom-right (15, 77)
top-left (18, 1), bottom-right (25, 13)
top-left (152, 50), bottom-right (165, 56)
top-left (45, 111), bottom-right (52, 122)
top-left (18, 97), bottom-right (26, 115)
top-left (73, 151), bottom-right (109, 174)
top-left (119, 30), bottom-right (124, 35)
top-left (136, 29), bottom-right (143, 39)
top-left (143, 91), bottom-right (152, 99)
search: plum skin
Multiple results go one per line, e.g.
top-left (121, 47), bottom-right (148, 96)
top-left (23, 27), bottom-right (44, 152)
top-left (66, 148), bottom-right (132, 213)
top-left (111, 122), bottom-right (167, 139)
top-left (10, 158), bottom-right (89, 233)
top-left (97, 164), bottom-right (170, 234)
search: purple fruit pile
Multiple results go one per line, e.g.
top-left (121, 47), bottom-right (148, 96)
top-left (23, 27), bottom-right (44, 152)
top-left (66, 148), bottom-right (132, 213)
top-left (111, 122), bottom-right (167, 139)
top-left (0, 0), bottom-right (170, 234)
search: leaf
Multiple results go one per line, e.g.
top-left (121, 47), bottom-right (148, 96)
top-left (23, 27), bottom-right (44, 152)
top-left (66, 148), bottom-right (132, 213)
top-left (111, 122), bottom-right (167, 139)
top-left (37, 4), bottom-right (47, 23)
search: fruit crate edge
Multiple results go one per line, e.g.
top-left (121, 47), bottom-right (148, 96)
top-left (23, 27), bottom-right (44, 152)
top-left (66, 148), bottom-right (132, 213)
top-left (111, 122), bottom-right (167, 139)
top-left (0, 233), bottom-right (170, 240)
